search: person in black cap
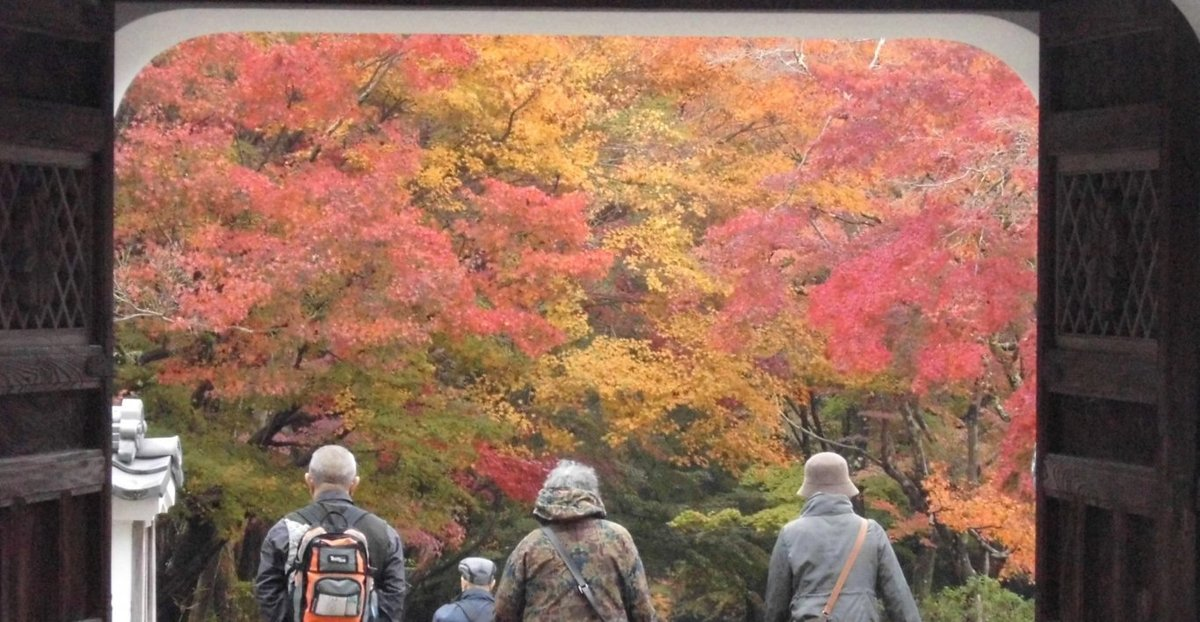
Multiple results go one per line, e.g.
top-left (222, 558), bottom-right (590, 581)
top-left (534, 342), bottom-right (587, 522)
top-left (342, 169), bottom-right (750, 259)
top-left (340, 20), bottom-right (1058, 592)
top-left (433, 556), bottom-right (497, 622)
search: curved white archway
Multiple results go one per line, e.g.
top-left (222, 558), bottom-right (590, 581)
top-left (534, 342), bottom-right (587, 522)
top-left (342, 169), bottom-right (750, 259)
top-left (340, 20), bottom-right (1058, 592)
top-left (1174, 0), bottom-right (1200, 38)
top-left (114, 6), bottom-right (1040, 112)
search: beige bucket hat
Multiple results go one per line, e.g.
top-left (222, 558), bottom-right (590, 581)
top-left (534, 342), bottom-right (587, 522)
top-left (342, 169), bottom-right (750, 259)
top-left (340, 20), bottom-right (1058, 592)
top-left (798, 451), bottom-right (860, 498)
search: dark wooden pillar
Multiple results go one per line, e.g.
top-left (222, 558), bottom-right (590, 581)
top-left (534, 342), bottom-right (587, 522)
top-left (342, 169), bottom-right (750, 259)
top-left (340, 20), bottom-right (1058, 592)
top-left (1038, 0), bottom-right (1200, 620)
top-left (0, 1), bottom-right (115, 620)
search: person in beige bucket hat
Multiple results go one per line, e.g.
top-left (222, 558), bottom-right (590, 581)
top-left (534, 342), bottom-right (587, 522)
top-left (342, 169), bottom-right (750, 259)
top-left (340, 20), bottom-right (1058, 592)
top-left (765, 452), bottom-right (922, 622)
top-left (797, 451), bottom-right (860, 498)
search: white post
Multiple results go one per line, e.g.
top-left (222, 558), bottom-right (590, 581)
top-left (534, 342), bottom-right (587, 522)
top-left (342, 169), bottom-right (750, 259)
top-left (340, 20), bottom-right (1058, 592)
top-left (111, 520), bottom-right (134, 622)
top-left (149, 521), bottom-right (158, 622)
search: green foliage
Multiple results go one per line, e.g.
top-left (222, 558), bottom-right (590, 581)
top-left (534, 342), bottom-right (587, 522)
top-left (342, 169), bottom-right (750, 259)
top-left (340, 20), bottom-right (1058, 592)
top-left (669, 507), bottom-right (745, 532)
top-left (658, 478), bottom-right (777, 621)
top-left (858, 472), bottom-right (912, 527)
top-left (921, 576), bottom-right (1034, 622)
top-left (224, 580), bottom-right (260, 622)
top-left (740, 463), bottom-right (805, 505)
top-left (665, 526), bottom-right (772, 622)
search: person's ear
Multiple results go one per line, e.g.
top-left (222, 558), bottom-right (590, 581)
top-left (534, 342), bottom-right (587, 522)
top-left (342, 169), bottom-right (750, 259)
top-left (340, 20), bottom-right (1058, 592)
top-left (349, 476), bottom-right (360, 494)
top-left (304, 472), bottom-right (314, 492)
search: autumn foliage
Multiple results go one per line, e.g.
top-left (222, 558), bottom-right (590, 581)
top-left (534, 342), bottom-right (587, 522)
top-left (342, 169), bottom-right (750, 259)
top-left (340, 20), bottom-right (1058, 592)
top-left (115, 33), bottom-right (1038, 618)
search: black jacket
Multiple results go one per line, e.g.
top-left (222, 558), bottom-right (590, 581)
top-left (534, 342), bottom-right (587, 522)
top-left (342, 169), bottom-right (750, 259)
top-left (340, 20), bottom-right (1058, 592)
top-left (433, 587), bottom-right (495, 622)
top-left (254, 490), bottom-right (409, 621)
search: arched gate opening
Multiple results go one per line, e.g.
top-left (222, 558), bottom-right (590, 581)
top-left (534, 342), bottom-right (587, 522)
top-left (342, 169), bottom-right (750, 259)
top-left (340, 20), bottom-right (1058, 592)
top-left (0, 1), bottom-right (1196, 620)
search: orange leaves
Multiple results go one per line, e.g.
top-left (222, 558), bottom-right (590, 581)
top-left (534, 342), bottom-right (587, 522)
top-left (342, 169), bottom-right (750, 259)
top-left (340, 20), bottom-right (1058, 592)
top-left (867, 497), bottom-right (931, 542)
top-left (924, 462), bottom-right (1036, 578)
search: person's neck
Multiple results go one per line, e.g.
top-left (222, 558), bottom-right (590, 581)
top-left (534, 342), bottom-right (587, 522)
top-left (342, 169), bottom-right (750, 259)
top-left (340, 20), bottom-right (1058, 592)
top-left (312, 486), bottom-right (352, 501)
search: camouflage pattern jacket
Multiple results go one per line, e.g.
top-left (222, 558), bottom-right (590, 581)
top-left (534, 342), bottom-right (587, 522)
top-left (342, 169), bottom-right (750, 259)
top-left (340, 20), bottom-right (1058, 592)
top-left (493, 487), bottom-right (657, 622)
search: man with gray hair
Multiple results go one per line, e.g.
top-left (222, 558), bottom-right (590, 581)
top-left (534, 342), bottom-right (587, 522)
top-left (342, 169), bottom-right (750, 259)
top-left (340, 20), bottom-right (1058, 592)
top-left (494, 459), bottom-right (657, 621)
top-left (254, 444), bottom-right (410, 621)
top-left (433, 556), bottom-right (497, 622)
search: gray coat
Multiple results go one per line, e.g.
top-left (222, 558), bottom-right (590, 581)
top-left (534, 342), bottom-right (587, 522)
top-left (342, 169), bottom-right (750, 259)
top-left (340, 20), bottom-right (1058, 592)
top-left (763, 493), bottom-right (922, 622)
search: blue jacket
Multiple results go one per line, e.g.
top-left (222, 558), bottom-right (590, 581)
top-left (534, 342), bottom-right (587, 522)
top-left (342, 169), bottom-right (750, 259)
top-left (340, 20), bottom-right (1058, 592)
top-left (433, 587), bottom-right (495, 622)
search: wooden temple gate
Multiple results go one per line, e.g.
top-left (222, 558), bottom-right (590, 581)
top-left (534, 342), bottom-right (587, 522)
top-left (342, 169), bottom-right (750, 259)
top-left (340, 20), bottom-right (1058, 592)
top-left (1, 0), bottom-right (1199, 620)
top-left (0, 1), bottom-right (115, 620)
top-left (1038, 0), bottom-right (1200, 620)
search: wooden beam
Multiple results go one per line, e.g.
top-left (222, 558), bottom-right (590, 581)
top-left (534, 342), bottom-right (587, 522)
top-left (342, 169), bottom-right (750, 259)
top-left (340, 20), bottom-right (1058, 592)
top-left (58, 491), bottom-right (84, 619)
top-left (1045, 105), bottom-right (1162, 156)
top-left (0, 506), bottom-right (10, 619)
top-left (0, 98), bottom-right (105, 153)
top-left (12, 499), bottom-right (30, 621)
top-left (0, 449), bottom-right (106, 506)
top-left (1056, 149), bottom-right (1160, 175)
top-left (116, 0), bottom-right (1046, 9)
top-left (1067, 501), bottom-right (1086, 621)
top-left (0, 345), bottom-right (108, 395)
top-left (1042, 13), bottom-right (1162, 47)
top-left (1111, 512), bottom-right (1127, 619)
top-left (0, 144), bottom-right (91, 169)
top-left (1042, 453), bottom-right (1158, 516)
top-left (1044, 346), bottom-right (1158, 404)
top-left (0, 0), bottom-right (106, 41)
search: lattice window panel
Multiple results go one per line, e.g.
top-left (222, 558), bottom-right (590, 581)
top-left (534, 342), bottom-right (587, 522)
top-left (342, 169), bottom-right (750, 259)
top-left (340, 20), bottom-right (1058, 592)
top-left (0, 160), bottom-right (92, 331)
top-left (1056, 168), bottom-right (1159, 339)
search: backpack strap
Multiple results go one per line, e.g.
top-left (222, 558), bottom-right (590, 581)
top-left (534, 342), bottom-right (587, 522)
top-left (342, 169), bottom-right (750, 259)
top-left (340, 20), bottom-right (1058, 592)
top-left (293, 501), bottom-right (369, 530)
top-left (454, 602), bottom-right (479, 622)
top-left (540, 525), bottom-right (607, 621)
top-left (319, 502), bottom-right (370, 533)
top-left (821, 518), bottom-right (870, 620)
top-left (289, 501), bottom-right (376, 566)
top-left (291, 503), bottom-right (326, 528)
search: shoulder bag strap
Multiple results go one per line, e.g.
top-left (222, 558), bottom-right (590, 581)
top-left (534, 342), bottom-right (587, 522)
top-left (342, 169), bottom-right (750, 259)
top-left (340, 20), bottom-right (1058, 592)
top-left (822, 517), bottom-right (870, 620)
top-left (539, 525), bottom-right (607, 621)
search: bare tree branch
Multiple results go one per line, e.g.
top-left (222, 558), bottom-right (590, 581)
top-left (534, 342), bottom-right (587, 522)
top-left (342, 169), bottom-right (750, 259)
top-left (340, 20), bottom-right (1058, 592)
top-left (869, 38), bottom-right (886, 70)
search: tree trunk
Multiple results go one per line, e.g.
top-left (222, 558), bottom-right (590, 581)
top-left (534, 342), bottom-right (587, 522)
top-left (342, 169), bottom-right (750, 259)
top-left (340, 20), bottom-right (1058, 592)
top-left (236, 516), bottom-right (269, 581)
top-left (157, 493), bottom-right (226, 622)
top-left (911, 542), bottom-right (937, 603)
top-left (811, 394), bottom-right (830, 452)
top-left (966, 399), bottom-right (980, 485)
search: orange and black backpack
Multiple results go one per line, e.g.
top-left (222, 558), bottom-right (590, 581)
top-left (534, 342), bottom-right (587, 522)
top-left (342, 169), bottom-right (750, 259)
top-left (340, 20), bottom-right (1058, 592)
top-left (287, 503), bottom-right (378, 622)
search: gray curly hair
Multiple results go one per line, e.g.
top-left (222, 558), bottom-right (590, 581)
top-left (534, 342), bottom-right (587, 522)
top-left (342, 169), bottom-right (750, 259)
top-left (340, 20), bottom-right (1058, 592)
top-left (542, 459), bottom-right (600, 493)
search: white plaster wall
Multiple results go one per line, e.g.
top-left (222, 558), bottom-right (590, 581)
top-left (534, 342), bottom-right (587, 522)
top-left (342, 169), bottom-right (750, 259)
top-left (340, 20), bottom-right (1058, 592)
top-left (1175, 0), bottom-right (1200, 39)
top-left (114, 5), bottom-right (1041, 113)
top-left (113, 493), bottom-right (174, 622)
top-left (113, 496), bottom-right (163, 522)
top-left (111, 520), bottom-right (133, 622)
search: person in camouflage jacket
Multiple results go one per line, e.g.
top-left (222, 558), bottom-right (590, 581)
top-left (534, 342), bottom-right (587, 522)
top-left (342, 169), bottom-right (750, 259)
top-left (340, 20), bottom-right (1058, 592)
top-left (493, 460), bottom-right (658, 622)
